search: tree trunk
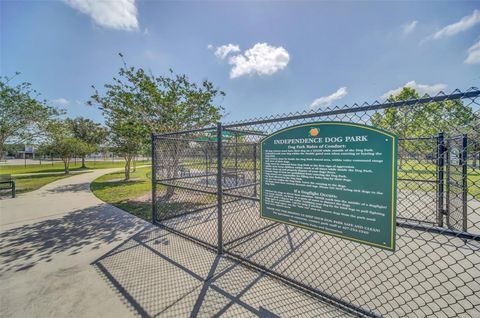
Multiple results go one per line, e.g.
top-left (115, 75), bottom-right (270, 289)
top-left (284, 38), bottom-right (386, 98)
top-left (63, 158), bottom-right (70, 174)
top-left (81, 156), bottom-right (86, 168)
top-left (159, 144), bottom-right (179, 202)
top-left (124, 156), bottom-right (132, 180)
top-left (0, 138), bottom-right (5, 161)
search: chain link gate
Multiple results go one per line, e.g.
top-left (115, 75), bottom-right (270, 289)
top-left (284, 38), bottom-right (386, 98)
top-left (152, 89), bottom-right (480, 318)
top-left (397, 135), bottom-right (441, 226)
top-left (444, 135), bottom-right (468, 232)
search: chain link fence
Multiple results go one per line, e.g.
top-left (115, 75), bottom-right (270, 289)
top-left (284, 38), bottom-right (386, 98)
top-left (152, 89), bottom-right (480, 317)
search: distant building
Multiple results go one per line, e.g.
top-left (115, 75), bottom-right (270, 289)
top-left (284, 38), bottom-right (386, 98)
top-left (15, 145), bottom-right (35, 159)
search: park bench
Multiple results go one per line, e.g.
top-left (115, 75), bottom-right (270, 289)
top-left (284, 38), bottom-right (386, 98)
top-left (223, 168), bottom-right (245, 186)
top-left (178, 164), bottom-right (191, 177)
top-left (0, 174), bottom-right (16, 198)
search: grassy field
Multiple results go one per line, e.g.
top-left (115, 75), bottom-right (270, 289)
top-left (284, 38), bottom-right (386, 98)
top-left (90, 167), bottom-right (152, 221)
top-left (1, 172), bottom-right (89, 196)
top-left (0, 160), bottom-right (151, 175)
top-left (91, 166), bottom-right (216, 222)
top-left (398, 160), bottom-right (479, 199)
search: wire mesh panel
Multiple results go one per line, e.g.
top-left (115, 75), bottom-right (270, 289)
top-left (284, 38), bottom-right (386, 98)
top-left (153, 89), bottom-right (480, 317)
top-left (153, 129), bottom-right (220, 248)
top-left (397, 136), bottom-right (439, 225)
top-left (446, 135), bottom-right (468, 232)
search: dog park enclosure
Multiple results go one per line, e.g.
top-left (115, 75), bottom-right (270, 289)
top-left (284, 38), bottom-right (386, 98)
top-left (152, 90), bottom-right (480, 317)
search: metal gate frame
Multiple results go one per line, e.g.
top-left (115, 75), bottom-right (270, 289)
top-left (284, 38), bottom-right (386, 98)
top-left (444, 134), bottom-right (468, 231)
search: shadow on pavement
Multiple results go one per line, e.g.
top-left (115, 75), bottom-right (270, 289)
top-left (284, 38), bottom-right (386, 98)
top-left (92, 227), bottom-right (352, 318)
top-left (0, 204), bottom-right (145, 274)
top-left (45, 182), bottom-right (92, 194)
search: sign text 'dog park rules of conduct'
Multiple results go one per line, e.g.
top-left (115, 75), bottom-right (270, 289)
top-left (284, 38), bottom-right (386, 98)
top-left (260, 122), bottom-right (398, 251)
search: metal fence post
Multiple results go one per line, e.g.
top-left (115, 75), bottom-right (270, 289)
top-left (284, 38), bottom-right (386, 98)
top-left (437, 132), bottom-right (444, 227)
top-left (216, 122), bottom-right (224, 254)
top-left (235, 133), bottom-right (238, 186)
top-left (462, 134), bottom-right (468, 232)
top-left (205, 147), bottom-right (209, 186)
top-left (151, 133), bottom-right (157, 225)
top-left (253, 144), bottom-right (257, 197)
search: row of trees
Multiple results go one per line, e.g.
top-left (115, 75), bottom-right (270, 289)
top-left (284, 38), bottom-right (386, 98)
top-left (39, 118), bottom-right (107, 173)
top-left (371, 87), bottom-right (480, 166)
top-left (1, 55), bottom-right (225, 179)
top-left (2, 55), bottom-right (478, 179)
top-left (1, 73), bottom-right (112, 174)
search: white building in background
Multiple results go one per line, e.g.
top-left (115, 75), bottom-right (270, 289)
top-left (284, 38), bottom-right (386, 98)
top-left (15, 145), bottom-right (35, 159)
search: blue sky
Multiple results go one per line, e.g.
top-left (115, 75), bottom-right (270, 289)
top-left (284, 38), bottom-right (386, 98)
top-left (1, 1), bottom-right (479, 123)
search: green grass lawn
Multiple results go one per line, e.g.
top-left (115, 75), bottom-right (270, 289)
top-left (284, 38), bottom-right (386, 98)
top-left (91, 166), bottom-right (216, 222)
top-left (0, 171), bottom-right (88, 197)
top-left (90, 167), bottom-right (152, 221)
top-left (398, 160), bottom-right (479, 199)
top-left (0, 160), bottom-right (151, 175)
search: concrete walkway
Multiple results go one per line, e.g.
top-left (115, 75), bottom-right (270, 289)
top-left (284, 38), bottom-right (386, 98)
top-left (0, 169), bottom-right (352, 318)
top-left (0, 169), bottom-right (146, 317)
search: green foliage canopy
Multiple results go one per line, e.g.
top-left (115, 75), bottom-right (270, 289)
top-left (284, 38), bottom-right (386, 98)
top-left (371, 87), bottom-right (475, 138)
top-left (0, 74), bottom-right (61, 159)
top-left (89, 55), bottom-right (225, 179)
top-left (40, 120), bottom-right (93, 174)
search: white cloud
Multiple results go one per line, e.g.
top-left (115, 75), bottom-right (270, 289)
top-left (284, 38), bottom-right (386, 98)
top-left (213, 44), bottom-right (241, 59)
top-left (64, 0), bottom-right (139, 31)
top-left (381, 81), bottom-right (447, 100)
top-left (402, 20), bottom-right (418, 35)
top-left (227, 43), bottom-right (290, 79)
top-left (432, 9), bottom-right (480, 40)
top-left (52, 98), bottom-right (70, 106)
top-left (310, 87), bottom-right (348, 110)
top-left (465, 40), bottom-right (480, 64)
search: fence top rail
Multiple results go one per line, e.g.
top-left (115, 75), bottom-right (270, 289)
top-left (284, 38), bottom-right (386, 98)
top-left (154, 135), bottom-right (218, 144)
top-left (152, 88), bottom-right (479, 136)
top-left (399, 136), bottom-right (438, 141)
top-left (153, 126), bottom-right (216, 137)
top-left (222, 88), bottom-right (480, 128)
top-left (222, 127), bottom-right (269, 136)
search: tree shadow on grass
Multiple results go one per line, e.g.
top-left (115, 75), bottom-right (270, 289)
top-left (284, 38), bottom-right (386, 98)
top-left (0, 204), bottom-right (145, 274)
top-left (90, 179), bottom-right (146, 192)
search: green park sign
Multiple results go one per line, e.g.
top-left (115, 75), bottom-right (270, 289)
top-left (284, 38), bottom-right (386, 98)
top-left (260, 122), bottom-right (398, 251)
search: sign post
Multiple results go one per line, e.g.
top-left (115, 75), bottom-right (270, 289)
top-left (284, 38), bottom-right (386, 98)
top-left (260, 122), bottom-right (398, 251)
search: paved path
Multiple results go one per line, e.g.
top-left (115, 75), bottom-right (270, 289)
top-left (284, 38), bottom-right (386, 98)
top-left (0, 169), bottom-right (352, 318)
top-left (0, 169), bottom-right (146, 318)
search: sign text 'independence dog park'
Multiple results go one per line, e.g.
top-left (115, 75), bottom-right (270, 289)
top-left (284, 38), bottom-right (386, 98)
top-left (260, 122), bottom-right (398, 251)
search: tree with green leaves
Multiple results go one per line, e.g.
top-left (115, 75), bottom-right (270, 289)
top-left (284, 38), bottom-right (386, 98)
top-left (41, 138), bottom-right (91, 174)
top-left (467, 116), bottom-right (480, 167)
top-left (108, 115), bottom-right (146, 180)
top-left (0, 74), bottom-right (61, 160)
top-left (371, 87), bottom-right (475, 163)
top-left (91, 55), bottom-right (224, 135)
top-left (40, 120), bottom-right (92, 174)
top-left (89, 54), bottom-right (224, 181)
top-left (66, 117), bottom-right (107, 168)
